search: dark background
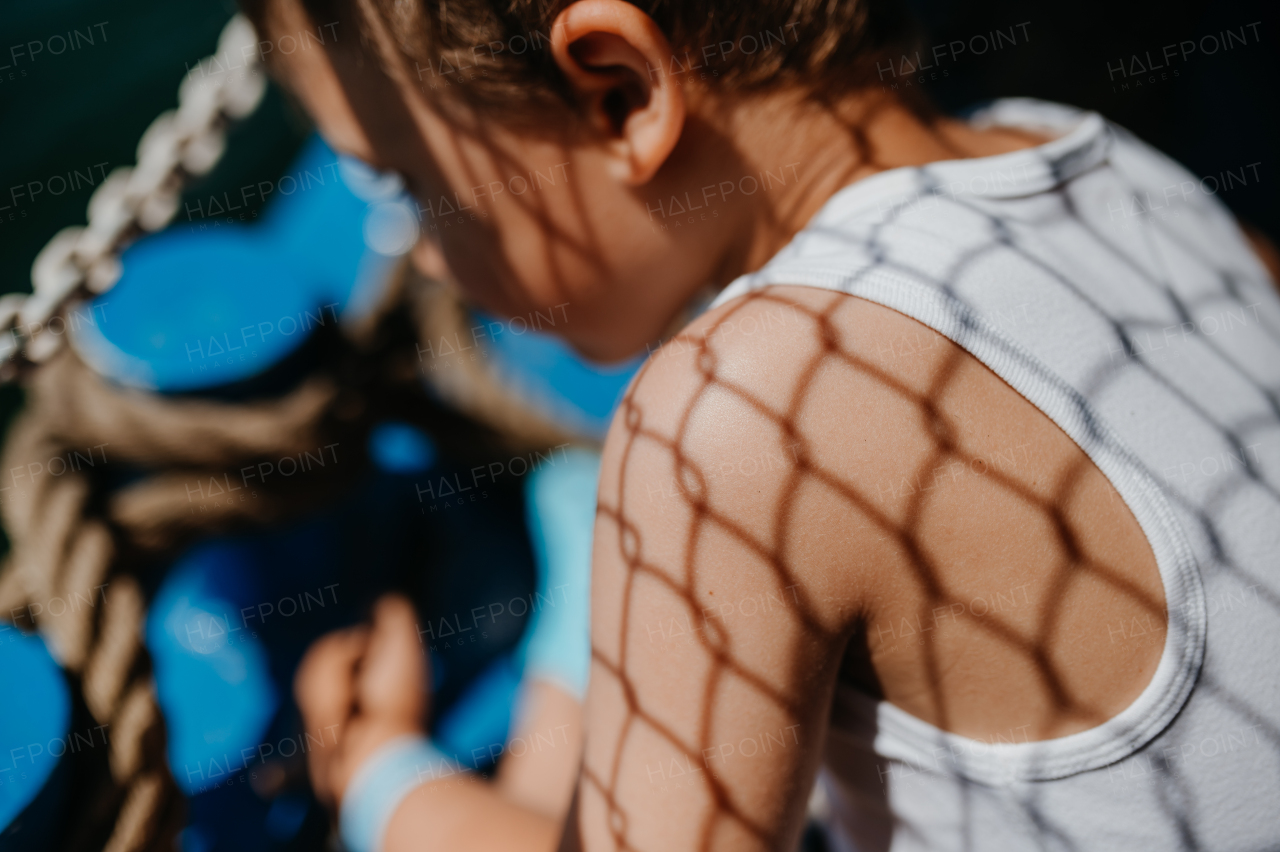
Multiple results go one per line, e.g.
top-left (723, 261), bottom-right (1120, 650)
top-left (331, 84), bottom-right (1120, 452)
top-left (912, 0), bottom-right (1276, 241)
top-left (2, 0), bottom-right (1275, 301)
top-left (0, 0), bottom-right (1275, 498)
top-left (5, 0), bottom-right (1274, 298)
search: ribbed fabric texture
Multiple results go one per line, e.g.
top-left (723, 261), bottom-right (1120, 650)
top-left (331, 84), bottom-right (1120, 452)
top-left (712, 99), bottom-right (1280, 851)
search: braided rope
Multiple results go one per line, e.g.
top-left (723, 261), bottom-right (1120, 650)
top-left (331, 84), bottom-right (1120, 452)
top-left (0, 418), bottom-right (180, 851)
top-left (0, 261), bottom-right (585, 849)
top-left (0, 14), bottom-right (266, 379)
top-left (0, 24), bottom-right (280, 845)
top-left (0, 15), bottom-right (588, 847)
top-left (0, 340), bottom-right (367, 852)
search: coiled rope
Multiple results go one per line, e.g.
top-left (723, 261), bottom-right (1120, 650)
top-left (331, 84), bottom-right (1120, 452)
top-left (0, 15), bottom-right (573, 850)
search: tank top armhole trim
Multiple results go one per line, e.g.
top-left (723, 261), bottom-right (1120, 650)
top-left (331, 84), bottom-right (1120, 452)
top-left (713, 267), bottom-right (1207, 786)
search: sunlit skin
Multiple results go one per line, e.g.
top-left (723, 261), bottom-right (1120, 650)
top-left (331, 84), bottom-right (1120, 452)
top-left (270, 0), bottom-right (1044, 363)
top-left (270, 1), bottom-right (1180, 850)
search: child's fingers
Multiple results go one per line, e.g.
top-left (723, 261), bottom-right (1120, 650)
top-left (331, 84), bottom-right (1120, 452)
top-left (295, 626), bottom-right (370, 735)
top-left (294, 627), bottom-right (369, 804)
top-left (355, 595), bottom-right (428, 724)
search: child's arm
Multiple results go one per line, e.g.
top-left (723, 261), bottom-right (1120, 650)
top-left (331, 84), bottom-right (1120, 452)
top-left (494, 678), bottom-right (584, 818)
top-left (298, 448), bottom-right (598, 850)
top-left (496, 449), bottom-right (600, 817)
top-left (295, 598), bottom-right (564, 852)
top-left (566, 291), bottom-right (868, 851)
top-left (298, 291), bottom-right (869, 851)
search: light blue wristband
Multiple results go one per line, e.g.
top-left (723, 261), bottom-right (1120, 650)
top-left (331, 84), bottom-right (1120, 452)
top-left (339, 734), bottom-right (459, 852)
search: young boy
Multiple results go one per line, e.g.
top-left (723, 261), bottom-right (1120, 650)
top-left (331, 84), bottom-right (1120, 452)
top-left (250, 0), bottom-right (1280, 849)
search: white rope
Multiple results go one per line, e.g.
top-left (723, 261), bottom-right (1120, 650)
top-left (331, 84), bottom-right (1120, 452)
top-left (2, 15), bottom-right (266, 377)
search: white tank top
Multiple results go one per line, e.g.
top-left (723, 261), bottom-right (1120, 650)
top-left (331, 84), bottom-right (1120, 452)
top-left (711, 99), bottom-right (1280, 851)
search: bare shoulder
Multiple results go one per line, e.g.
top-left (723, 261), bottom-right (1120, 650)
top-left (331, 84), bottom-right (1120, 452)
top-left (597, 283), bottom-right (1168, 742)
top-left (578, 287), bottom-right (895, 850)
top-left (594, 285), bottom-right (940, 641)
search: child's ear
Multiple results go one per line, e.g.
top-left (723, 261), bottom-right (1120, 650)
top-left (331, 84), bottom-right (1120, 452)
top-left (550, 0), bottom-right (685, 185)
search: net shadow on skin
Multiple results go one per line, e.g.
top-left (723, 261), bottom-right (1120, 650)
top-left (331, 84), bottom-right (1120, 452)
top-left (582, 181), bottom-right (1280, 850)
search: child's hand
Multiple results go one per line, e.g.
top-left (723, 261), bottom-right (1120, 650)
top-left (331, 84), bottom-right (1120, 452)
top-left (294, 595), bottom-right (429, 806)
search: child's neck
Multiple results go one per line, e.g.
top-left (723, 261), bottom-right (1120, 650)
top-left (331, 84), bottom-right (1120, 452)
top-left (582, 91), bottom-right (1048, 363)
top-left (711, 89), bottom-right (1049, 289)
